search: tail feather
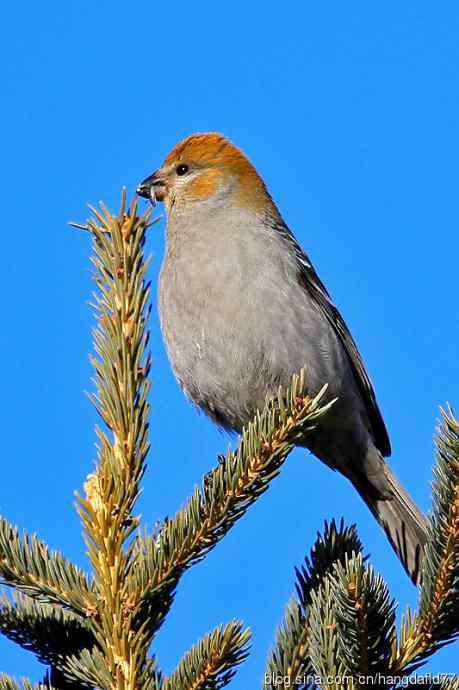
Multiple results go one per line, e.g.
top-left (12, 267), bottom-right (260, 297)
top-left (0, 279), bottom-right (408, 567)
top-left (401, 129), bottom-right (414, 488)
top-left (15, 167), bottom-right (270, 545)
top-left (351, 460), bottom-right (427, 586)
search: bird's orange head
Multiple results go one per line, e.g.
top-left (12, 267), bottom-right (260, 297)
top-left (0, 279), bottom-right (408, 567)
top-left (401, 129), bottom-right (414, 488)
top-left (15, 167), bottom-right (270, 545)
top-left (137, 133), bottom-right (274, 216)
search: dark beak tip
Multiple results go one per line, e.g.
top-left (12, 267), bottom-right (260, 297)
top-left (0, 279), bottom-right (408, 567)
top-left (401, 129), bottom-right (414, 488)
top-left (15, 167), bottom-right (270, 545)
top-left (137, 171), bottom-right (161, 201)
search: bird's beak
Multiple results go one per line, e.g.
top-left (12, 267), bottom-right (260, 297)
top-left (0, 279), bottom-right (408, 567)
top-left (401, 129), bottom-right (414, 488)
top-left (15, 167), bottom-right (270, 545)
top-left (136, 171), bottom-right (167, 206)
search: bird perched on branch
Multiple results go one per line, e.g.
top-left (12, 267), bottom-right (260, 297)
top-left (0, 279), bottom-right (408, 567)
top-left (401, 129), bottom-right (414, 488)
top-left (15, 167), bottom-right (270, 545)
top-left (137, 132), bottom-right (426, 584)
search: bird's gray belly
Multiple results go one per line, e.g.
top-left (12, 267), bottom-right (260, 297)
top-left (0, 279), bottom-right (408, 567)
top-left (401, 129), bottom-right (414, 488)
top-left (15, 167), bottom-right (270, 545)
top-left (158, 249), bottom-right (358, 435)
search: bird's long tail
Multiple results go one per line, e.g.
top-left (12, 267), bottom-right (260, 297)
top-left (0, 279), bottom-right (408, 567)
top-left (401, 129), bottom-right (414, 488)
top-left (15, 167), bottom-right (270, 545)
top-left (349, 453), bottom-right (427, 586)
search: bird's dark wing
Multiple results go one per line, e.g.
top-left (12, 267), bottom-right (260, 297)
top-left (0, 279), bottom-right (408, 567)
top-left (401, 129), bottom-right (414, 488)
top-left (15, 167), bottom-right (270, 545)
top-left (278, 223), bottom-right (391, 457)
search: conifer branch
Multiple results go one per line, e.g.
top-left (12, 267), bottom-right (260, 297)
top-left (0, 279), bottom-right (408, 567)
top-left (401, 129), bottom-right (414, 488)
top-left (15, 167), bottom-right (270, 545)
top-left (331, 555), bottom-right (396, 681)
top-left (162, 622), bottom-right (251, 690)
top-left (62, 648), bottom-right (164, 690)
top-left (419, 409), bottom-right (459, 637)
top-left (264, 521), bottom-right (363, 690)
top-left (0, 593), bottom-right (94, 674)
top-left (264, 598), bottom-right (310, 690)
top-left (139, 658), bottom-right (163, 690)
top-left (46, 667), bottom-right (91, 690)
top-left (308, 576), bottom-right (345, 688)
top-left (391, 409), bottom-right (459, 673)
top-left (61, 647), bottom-right (113, 689)
top-left (0, 676), bottom-right (53, 690)
top-left (294, 520), bottom-right (364, 607)
top-left (71, 194), bottom-right (156, 688)
top-left (129, 376), bottom-right (334, 632)
top-left (0, 518), bottom-right (95, 615)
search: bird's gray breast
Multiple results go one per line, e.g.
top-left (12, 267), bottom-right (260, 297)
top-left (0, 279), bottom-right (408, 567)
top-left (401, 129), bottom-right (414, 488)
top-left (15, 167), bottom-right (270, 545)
top-left (158, 212), bottom-right (351, 432)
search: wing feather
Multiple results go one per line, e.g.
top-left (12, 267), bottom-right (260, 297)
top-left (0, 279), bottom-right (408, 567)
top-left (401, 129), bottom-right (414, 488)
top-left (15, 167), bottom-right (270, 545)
top-left (277, 221), bottom-right (391, 456)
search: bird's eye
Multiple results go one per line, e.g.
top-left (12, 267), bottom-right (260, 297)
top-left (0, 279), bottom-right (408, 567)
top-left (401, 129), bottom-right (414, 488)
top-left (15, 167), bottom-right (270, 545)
top-left (176, 164), bottom-right (189, 176)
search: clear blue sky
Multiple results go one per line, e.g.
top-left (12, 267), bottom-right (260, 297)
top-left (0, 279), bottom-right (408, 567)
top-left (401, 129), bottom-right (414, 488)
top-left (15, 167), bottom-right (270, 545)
top-left (1, 1), bottom-right (458, 685)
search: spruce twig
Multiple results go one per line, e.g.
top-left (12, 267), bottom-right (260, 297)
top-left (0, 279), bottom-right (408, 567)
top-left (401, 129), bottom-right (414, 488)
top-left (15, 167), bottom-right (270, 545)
top-left (162, 622), bottom-right (251, 690)
top-left (391, 408), bottom-right (459, 674)
top-left (0, 677), bottom-right (54, 690)
top-left (264, 520), bottom-right (362, 690)
top-left (419, 409), bottom-right (459, 637)
top-left (72, 193), bottom-right (156, 688)
top-left (331, 555), bottom-right (396, 683)
top-left (0, 592), bottom-right (94, 673)
top-left (0, 519), bottom-right (94, 615)
top-left (308, 576), bottom-right (345, 690)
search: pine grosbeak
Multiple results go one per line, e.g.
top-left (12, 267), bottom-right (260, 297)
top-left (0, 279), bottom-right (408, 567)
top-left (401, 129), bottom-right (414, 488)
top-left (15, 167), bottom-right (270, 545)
top-left (137, 133), bottom-right (426, 584)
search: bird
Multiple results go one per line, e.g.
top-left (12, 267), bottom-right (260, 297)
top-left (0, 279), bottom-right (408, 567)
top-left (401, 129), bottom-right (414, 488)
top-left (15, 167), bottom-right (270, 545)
top-left (137, 132), bottom-right (427, 584)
